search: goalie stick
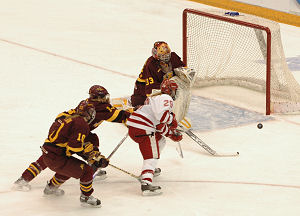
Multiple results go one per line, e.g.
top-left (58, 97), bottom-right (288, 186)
top-left (178, 119), bottom-right (239, 157)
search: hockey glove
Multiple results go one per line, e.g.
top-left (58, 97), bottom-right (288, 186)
top-left (83, 142), bottom-right (94, 153)
top-left (78, 142), bottom-right (97, 163)
top-left (93, 156), bottom-right (110, 168)
top-left (86, 150), bottom-right (101, 165)
top-left (167, 130), bottom-right (183, 142)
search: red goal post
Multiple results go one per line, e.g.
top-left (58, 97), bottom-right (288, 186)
top-left (182, 8), bottom-right (300, 115)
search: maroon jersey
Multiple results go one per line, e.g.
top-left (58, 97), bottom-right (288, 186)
top-left (130, 71), bottom-right (147, 107)
top-left (44, 111), bottom-right (90, 156)
top-left (134, 71), bottom-right (147, 96)
top-left (82, 98), bottom-right (131, 131)
top-left (143, 52), bottom-right (185, 96)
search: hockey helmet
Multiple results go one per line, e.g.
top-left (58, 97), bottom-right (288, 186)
top-left (160, 79), bottom-right (178, 100)
top-left (152, 41), bottom-right (171, 63)
top-left (76, 100), bottom-right (96, 124)
top-left (89, 85), bottom-right (110, 103)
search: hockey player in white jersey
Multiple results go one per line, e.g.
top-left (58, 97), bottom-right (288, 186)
top-left (126, 79), bottom-right (183, 196)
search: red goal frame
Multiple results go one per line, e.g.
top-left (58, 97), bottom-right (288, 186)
top-left (182, 9), bottom-right (272, 114)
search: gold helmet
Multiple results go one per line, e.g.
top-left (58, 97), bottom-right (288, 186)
top-left (152, 41), bottom-right (171, 63)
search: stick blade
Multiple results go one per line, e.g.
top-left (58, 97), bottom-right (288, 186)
top-left (214, 151), bottom-right (240, 157)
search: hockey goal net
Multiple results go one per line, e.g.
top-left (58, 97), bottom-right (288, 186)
top-left (183, 8), bottom-right (300, 114)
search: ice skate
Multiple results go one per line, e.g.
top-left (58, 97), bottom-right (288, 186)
top-left (80, 194), bottom-right (101, 207)
top-left (43, 182), bottom-right (65, 196)
top-left (153, 168), bottom-right (161, 177)
top-left (141, 182), bottom-right (162, 196)
top-left (94, 170), bottom-right (107, 181)
top-left (12, 177), bottom-right (31, 192)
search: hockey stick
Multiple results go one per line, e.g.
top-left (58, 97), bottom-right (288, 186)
top-left (109, 163), bottom-right (141, 182)
top-left (176, 142), bottom-right (184, 158)
top-left (93, 133), bottom-right (129, 179)
top-left (106, 133), bottom-right (129, 159)
top-left (171, 117), bottom-right (193, 158)
top-left (178, 124), bottom-right (239, 157)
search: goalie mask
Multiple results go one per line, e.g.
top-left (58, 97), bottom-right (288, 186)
top-left (76, 101), bottom-right (96, 124)
top-left (160, 79), bottom-right (178, 100)
top-left (152, 41), bottom-right (171, 63)
top-left (89, 85), bottom-right (110, 103)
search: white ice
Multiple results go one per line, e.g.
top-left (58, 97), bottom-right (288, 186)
top-left (0, 0), bottom-right (300, 215)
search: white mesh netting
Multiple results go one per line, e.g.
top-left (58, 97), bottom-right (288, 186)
top-left (185, 8), bottom-right (300, 114)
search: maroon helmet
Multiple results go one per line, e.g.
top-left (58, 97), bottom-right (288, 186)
top-left (160, 79), bottom-right (178, 100)
top-left (89, 85), bottom-right (110, 103)
top-left (76, 100), bottom-right (96, 124)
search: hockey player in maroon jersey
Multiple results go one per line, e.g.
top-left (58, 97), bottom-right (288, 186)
top-left (127, 79), bottom-right (183, 196)
top-left (13, 85), bottom-right (131, 192)
top-left (40, 101), bottom-right (109, 207)
top-left (111, 41), bottom-right (195, 122)
top-left (82, 85), bottom-right (132, 176)
top-left (130, 41), bottom-right (185, 107)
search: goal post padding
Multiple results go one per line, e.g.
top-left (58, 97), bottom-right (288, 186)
top-left (183, 8), bottom-right (300, 114)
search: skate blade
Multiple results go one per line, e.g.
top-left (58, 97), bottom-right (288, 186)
top-left (80, 202), bottom-right (102, 208)
top-left (142, 190), bottom-right (162, 196)
top-left (11, 184), bottom-right (31, 192)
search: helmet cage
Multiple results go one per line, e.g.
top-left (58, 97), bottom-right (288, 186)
top-left (170, 88), bottom-right (177, 100)
top-left (158, 52), bottom-right (171, 63)
top-left (76, 101), bottom-right (96, 124)
top-left (91, 94), bottom-right (110, 103)
top-left (86, 108), bottom-right (96, 124)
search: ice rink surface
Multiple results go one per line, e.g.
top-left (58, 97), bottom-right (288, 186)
top-left (0, 0), bottom-right (300, 215)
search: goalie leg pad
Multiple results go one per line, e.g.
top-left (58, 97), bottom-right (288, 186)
top-left (171, 76), bottom-right (192, 122)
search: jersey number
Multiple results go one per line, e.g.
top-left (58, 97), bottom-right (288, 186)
top-left (146, 77), bottom-right (154, 85)
top-left (106, 106), bottom-right (115, 112)
top-left (164, 100), bottom-right (173, 108)
top-left (77, 133), bottom-right (86, 143)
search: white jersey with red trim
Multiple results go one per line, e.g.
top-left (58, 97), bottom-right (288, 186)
top-left (126, 94), bottom-right (174, 133)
